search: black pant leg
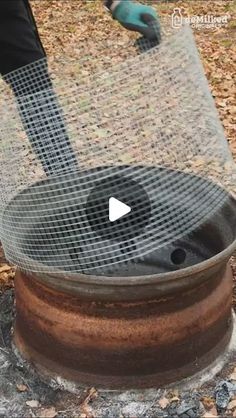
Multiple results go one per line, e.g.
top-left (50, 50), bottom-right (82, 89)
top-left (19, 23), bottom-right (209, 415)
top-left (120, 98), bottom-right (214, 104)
top-left (0, 0), bottom-right (45, 75)
top-left (0, 0), bottom-right (77, 175)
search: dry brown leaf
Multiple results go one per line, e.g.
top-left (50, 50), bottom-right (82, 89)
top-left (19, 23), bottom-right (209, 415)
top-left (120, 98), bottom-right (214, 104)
top-left (201, 396), bottom-right (215, 410)
top-left (158, 397), bottom-right (170, 409)
top-left (230, 106), bottom-right (236, 115)
top-left (230, 368), bottom-right (236, 381)
top-left (0, 264), bottom-right (11, 273)
top-left (26, 400), bottom-right (39, 408)
top-left (203, 407), bottom-right (218, 418)
top-left (191, 158), bottom-right (206, 168)
top-left (82, 387), bottom-right (98, 405)
top-left (16, 384), bottom-right (28, 392)
top-left (0, 247), bottom-right (15, 290)
top-left (170, 396), bottom-right (180, 402)
top-left (37, 407), bottom-right (57, 418)
top-left (79, 388), bottom-right (97, 418)
top-left (231, 372), bottom-right (236, 381)
top-left (120, 154), bottom-right (133, 164)
top-left (171, 389), bottom-right (179, 397)
top-left (228, 399), bottom-right (236, 410)
top-left (217, 100), bottom-right (227, 108)
top-left (80, 405), bottom-right (94, 418)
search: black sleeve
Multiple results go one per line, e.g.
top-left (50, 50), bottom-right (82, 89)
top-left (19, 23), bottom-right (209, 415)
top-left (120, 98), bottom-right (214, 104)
top-left (104, 0), bottom-right (113, 9)
top-left (104, 0), bottom-right (120, 11)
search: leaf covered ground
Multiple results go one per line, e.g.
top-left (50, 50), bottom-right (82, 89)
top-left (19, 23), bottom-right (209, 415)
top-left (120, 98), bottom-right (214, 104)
top-left (30, 0), bottom-right (236, 154)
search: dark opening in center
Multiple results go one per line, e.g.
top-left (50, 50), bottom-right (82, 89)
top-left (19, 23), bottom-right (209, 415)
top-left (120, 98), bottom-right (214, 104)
top-left (171, 248), bottom-right (186, 265)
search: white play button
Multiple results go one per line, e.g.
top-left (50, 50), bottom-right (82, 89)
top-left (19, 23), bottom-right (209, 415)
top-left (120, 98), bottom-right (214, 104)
top-left (109, 197), bottom-right (131, 222)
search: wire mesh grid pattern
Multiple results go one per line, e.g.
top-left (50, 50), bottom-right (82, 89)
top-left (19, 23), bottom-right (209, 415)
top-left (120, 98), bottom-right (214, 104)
top-left (0, 24), bottom-right (235, 276)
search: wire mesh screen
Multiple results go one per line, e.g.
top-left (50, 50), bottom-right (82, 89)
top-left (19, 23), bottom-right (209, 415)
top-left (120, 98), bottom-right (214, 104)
top-left (0, 24), bottom-right (236, 276)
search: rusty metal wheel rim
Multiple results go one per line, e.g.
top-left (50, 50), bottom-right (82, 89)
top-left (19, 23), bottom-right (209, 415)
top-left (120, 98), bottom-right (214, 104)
top-left (29, 238), bottom-right (236, 285)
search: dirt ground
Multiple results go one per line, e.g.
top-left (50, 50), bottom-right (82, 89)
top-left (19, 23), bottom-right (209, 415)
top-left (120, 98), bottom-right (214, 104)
top-left (0, 1), bottom-right (236, 417)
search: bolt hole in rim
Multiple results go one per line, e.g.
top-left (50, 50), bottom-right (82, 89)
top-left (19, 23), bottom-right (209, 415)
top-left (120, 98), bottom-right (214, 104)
top-left (171, 248), bottom-right (187, 265)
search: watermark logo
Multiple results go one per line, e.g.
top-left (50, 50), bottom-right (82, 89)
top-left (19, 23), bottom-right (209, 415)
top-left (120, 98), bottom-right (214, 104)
top-left (172, 8), bottom-right (229, 30)
top-left (172, 8), bottom-right (183, 29)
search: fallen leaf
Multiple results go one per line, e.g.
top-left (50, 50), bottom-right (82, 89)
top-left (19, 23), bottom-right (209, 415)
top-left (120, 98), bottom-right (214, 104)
top-left (26, 400), bottom-right (39, 408)
top-left (159, 397), bottom-right (170, 409)
top-left (120, 154), bottom-right (133, 164)
top-left (230, 106), bottom-right (236, 115)
top-left (203, 406), bottom-right (218, 417)
top-left (217, 100), bottom-right (227, 108)
top-left (79, 388), bottom-right (97, 418)
top-left (201, 396), bottom-right (215, 410)
top-left (230, 368), bottom-right (236, 381)
top-left (170, 396), bottom-right (180, 402)
top-left (95, 128), bottom-right (109, 139)
top-left (37, 407), bottom-right (57, 418)
top-left (80, 405), bottom-right (94, 418)
top-left (83, 387), bottom-right (98, 405)
top-left (0, 264), bottom-right (11, 273)
top-left (228, 399), bottom-right (236, 410)
top-left (191, 157), bottom-right (206, 168)
top-left (171, 389), bottom-right (179, 398)
top-left (17, 384), bottom-right (28, 392)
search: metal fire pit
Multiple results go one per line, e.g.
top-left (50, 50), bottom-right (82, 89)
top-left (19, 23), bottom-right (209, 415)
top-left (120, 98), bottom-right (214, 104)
top-left (3, 166), bottom-right (236, 388)
top-left (1, 25), bottom-right (236, 389)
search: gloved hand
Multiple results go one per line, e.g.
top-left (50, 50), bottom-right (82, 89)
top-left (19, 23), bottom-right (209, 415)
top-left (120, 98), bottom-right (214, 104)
top-left (111, 1), bottom-right (161, 42)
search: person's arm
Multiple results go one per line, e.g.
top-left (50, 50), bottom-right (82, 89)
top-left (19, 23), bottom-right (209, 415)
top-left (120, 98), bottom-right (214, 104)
top-left (104, 0), bottom-right (161, 42)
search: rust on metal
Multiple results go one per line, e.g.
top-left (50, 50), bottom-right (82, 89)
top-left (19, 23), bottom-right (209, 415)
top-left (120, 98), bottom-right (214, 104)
top-left (14, 259), bottom-right (233, 389)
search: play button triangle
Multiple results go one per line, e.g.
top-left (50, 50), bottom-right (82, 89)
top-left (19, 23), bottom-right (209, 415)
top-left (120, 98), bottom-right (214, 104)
top-left (109, 197), bottom-right (131, 222)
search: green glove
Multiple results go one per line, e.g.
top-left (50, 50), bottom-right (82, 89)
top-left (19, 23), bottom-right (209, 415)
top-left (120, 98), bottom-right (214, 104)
top-left (112, 1), bottom-right (161, 42)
